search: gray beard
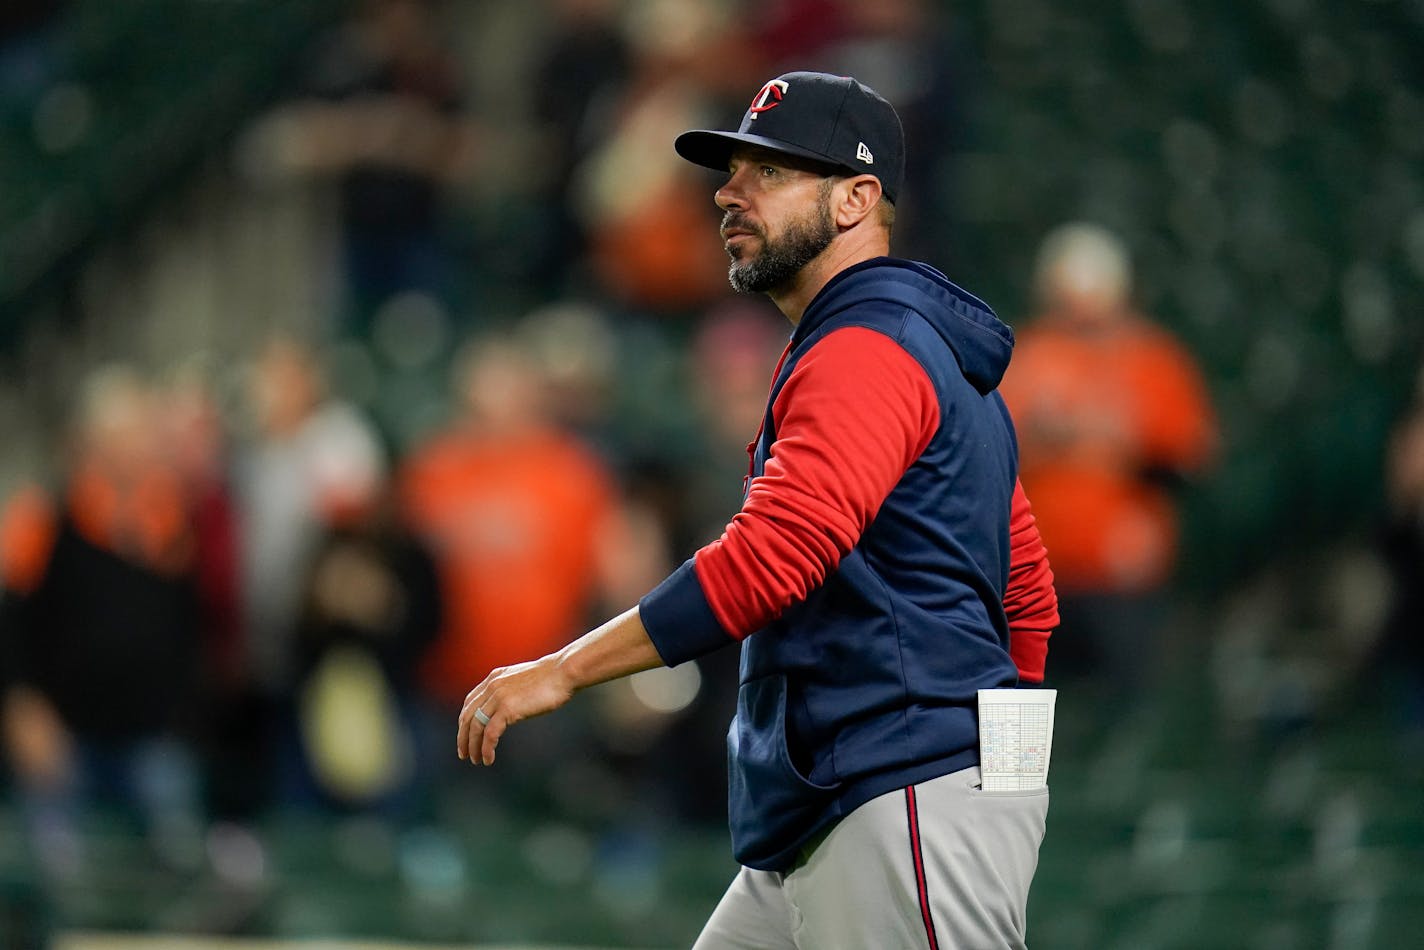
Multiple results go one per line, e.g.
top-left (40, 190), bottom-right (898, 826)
top-left (727, 203), bottom-right (838, 296)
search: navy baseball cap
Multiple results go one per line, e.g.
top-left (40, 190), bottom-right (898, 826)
top-left (675, 71), bottom-right (906, 204)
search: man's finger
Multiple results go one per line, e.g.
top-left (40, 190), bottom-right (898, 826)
top-left (481, 712), bottom-right (506, 767)
top-left (456, 692), bottom-right (489, 762)
top-left (455, 701), bottom-right (472, 760)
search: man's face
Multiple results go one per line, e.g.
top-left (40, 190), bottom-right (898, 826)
top-left (717, 149), bottom-right (839, 296)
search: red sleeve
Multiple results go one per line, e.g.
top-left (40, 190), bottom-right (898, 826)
top-left (693, 327), bottom-right (939, 638)
top-left (1005, 478), bottom-right (1058, 683)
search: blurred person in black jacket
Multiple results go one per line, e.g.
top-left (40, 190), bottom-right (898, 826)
top-left (525, 0), bottom-right (629, 287)
top-left (0, 367), bottom-right (204, 876)
top-left (243, 0), bottom-right (477, 337)
top-left (286, 482), bottom-right (442, 816)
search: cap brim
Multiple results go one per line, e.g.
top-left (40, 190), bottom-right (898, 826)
top-left (674, 129), bottom-right (849, 176)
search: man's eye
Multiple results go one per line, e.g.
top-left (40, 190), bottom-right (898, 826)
top-left (760, 165), bottom-right (778, 177)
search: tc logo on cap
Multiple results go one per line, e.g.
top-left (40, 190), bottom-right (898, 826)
top-left (748, 79), bottom-right (789, 120)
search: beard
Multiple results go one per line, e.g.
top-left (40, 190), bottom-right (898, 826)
top-left (725, 186), bottom-right (838, 295)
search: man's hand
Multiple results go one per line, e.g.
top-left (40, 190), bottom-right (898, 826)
top-left (453, 605), bottom-right (667, 767)
top-left (457, 655), bottom-right (575, 766)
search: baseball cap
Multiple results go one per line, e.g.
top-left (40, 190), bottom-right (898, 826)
top-left (675, 71), bottom-right (906, 204)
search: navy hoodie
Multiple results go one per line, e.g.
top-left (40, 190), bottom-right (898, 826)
top-left (641, 257), bottom-right (1021, 871)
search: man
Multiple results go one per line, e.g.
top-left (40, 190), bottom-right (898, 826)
top-left (456, 71), bottom-right (1058, 948)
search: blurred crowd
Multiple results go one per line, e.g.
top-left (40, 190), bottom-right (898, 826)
top-left (0, 224), bottom-right (1234, 891)
top-left (2, 0), bottom-right (1423, 926)
top-left (0, 0), bottom-right (965, 850)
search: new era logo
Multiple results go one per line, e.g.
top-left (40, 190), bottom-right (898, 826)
top-left (856, 142), bottom-right (874, 164)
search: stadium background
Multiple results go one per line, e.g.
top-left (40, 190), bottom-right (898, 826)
top-left (2, 0), bottom-right (1423, 947)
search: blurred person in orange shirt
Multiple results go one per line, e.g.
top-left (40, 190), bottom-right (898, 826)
top-left (400, 332), bottom-right (658, 712)
top-left (1000, 223), bottom-right (1217, 696)
top-left (400, 332), bottom-right (667, 809)
top-left (0, 367), bottom-right (204, 876)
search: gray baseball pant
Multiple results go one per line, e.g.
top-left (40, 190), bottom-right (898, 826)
top-left (692, 766), bottom-right (1049, 949)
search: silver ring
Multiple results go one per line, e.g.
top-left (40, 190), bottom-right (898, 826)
top-left (474, 707), bottom-right (491, 727)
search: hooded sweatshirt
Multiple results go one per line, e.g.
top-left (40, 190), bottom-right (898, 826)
top-left (641, 257), bottom-right (1039, 871)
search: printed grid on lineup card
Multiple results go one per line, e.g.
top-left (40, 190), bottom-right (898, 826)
top-left (979, 700), bottom-right (1050, 791)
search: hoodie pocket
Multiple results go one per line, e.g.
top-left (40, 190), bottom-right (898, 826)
top-left (727, 674), bottom-right (842, 868)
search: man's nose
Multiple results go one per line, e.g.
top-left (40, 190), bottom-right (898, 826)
top-left (715, 169), bottom-right (749, 211)
top-left (714, 185), bottom-right (742, 212)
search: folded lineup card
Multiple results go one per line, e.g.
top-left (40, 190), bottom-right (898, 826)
top-left (977, 688), bottom-right (1057, 791)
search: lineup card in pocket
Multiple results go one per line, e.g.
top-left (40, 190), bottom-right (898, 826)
top-left (977, 688), bottom-right (1057, 791)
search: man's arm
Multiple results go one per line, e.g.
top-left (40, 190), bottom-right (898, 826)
top-left (456, 605), bottom-right (662, 766)
top-left (1004, 478), bottom-right (1058, 683)
top-left (642, 326), bottom-right (939, 664)
top-left (458, 328), bottom-right (938, 763)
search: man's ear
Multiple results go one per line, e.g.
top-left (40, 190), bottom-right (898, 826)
top-left (834, 175), bottom-right (884, 229)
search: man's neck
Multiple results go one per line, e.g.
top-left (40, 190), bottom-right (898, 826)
top-left (770, 230), bottom-right (890, 325)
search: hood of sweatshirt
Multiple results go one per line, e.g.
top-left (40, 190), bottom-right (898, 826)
top-left (795, 257), bottom-right (1014, 394)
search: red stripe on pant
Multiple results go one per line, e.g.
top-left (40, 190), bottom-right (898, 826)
top-left (905, 785), bottom-right (940, 950)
